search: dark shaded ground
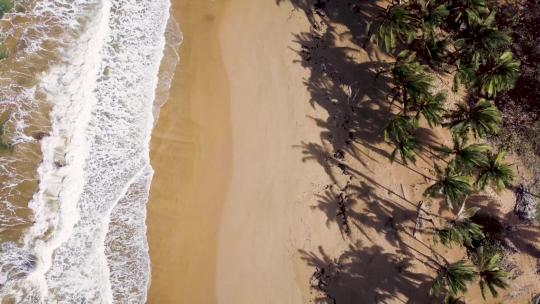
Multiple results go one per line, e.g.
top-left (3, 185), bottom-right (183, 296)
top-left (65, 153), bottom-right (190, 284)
top-left (299, 244), bottom-right (435, 303)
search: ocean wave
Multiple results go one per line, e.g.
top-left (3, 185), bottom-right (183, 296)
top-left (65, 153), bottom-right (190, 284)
top-left (0, 0), bottom-right (174, 302)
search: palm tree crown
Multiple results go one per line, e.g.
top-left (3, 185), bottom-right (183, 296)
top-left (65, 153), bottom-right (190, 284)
top-left (473, 247), bottom-right (510, 300)
top-left (445, 98), bottom-right (502, 139)
top-left (477, 150), bottom-right (514, 191)
top-left (436, 136), bottom-right (489, 171)
top-left (431, 260), bottom-right (477, 297)
top-left (473, 51), bottom-right (520, 97)
top-left (410, 91), bottom-right (447, 127)
top-left (376, 4), bottom-right (417, 52)
top-left (424, 164), bottom-right (473, 209)
top-left (438, 206), bottom-right (484, 247)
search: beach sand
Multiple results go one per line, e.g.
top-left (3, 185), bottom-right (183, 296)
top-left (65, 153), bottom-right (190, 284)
top-left (146, 1), bottom-right (231, 303)
top-left (147, 0), bottom-right (330, 302)
top-left (147, 0), bottom-right (540, 303)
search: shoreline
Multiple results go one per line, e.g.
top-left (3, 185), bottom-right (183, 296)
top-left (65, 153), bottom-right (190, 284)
top-left (146, 1), bottom-right (231, 303)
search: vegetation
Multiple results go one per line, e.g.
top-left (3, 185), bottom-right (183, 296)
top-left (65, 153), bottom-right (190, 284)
top-left (472, 247), bottom-right (510, 300)
top-left (368, 0), bottom-right (520, 300)
top-left (430, 260), bottom-right (476, 297)
top-left (0, 0), bottom-right (12, 19)
top-left (438, 206), bottom-right (484, 247)
top-left (424, 164), bottom-right (473, 209)
top-left (476, 151), bottom-right (514, 192)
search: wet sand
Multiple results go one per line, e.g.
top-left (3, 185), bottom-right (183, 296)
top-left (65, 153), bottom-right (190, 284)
top-left (146, 1), bottom-right (231, 303)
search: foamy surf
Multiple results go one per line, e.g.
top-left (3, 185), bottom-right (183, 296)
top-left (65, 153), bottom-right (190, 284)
top-left (0, 0), bottom-right (176, 302)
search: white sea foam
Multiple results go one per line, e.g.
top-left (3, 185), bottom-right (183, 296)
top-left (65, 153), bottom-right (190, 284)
top-left (0, 0), bottom-right (174, 302)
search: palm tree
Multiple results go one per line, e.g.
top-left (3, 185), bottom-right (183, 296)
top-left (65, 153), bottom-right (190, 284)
top-left (391, 52), bottom-right (434, 112)
top-left (424, 164), bottom-right (473, 209)
top-left (438, 205), bottom-right (485, 247)
top-left (430, 259), bottom-right (477, 297)
top-left (384, 114), bottom-right (418, 143)
top-left (410, 91), bottom-right (447, 127)
top-left (473, 51), bottom-right (520, 97)
top-left (436, 136), bottom-right (489, 171)
top-left (390, 135), bottom-right (420, 164)
top-left (446, 0), bottom-right (490, 30)
top-left (384, 115), bottom-right (420, 164)
top-left (374, 4), bottom-right (417, 52)
top-left (453, 12), bottom-right (511, 67)
top-left (410, 2), bottom-right (451, 66)
top-left (473, 247), bottom-right (509, 299)
top-left (477, 151), bottom-right (514, 192)
top-left (444, 99), bottom-right (502, 139)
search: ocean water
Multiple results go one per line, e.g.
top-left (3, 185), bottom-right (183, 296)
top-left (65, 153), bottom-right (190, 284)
top-left (0, 0), bottom-right (180, 303)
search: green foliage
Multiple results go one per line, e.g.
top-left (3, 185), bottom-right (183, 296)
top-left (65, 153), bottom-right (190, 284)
top-left (473, 51), bottom-right (520, 97)
top-left (446, 0), bottom-right (490, 29)
top-left (390, 135), bottom-right (420, 164)
top-left (424, 164), bottom-right (473, 209)
top-left (437, 136), bottom-right (489, 171)
top-left (0, 0), bottom-right (13, 18)
top-left (476, 150), bottom-right (514, 191)
top-left (392, 52), bottom-right (434, 109)
top-left (410, 91), bottom-right (447, 127)
top-left (430, 260), bottom-right (477, 297)
top-left (472, 247), bottom-right (509, 300)
top-left (384, 115), bottom-right (420, 164)
top-left (445, 99), bottom-right (502, 139)
top-left (384, 114), bottom-right (418, 143)
top-left (439, 206), bottom-right (485, 247)
top-left (453, 12), bottom-right (511, 67)
top-left (375, 4), bottom-right (417, 52)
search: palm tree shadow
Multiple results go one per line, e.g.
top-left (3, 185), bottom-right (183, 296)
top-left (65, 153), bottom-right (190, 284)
top-left (299, 244), bottom-right (436, 303)
top-left (466, 195), bottom-right (540, 259)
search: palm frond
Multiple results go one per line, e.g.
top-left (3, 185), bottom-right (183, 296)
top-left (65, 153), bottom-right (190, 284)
top-left (377, 4), bottom-right (417, 52)
top-left (439, 208), bottom-right (485, 247)
top-left (424, 164), bottom-right (473, 208)
top-left (446, 99), bottom-right (502, 139)
top-left (474, 51), bottom-right (520, 97)
top-left (431, 260), bottom-right (477, 297)
top-left (473, 247), bottom-right (510, 300)
top-left (411, 91), bottom-right (447, 127)
top-left (477, 151), bottom-right (514, 191)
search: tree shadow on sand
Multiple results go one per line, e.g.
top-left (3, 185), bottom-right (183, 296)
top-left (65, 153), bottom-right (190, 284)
top-left (276, 3), bottom-right (448, 301)
top-left (299, 244), bottom-right (435, 303)
top-left (466, 194), bottom-right (540, 259)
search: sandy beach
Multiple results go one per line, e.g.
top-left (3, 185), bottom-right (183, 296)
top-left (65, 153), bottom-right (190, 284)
top-left (146, 1), bottom-right (231, 303)
top-left (147, 0), bottom-right (540, 303)
top-left (147, 0), bottom-right (328, 302)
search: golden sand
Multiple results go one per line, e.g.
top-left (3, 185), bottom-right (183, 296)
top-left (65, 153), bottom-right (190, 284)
top-left (146, 1), bottom-right (230, 303)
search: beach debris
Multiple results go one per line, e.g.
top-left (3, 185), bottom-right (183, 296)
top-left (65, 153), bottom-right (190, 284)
top-left (514, 185), bottom-right (538, 221)
top-left (333, 149), bottom-right (344, 160)
top-left (336, 192), bottom-right (351, 236)
top-left (413, 201), bottom-right (434, 238)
